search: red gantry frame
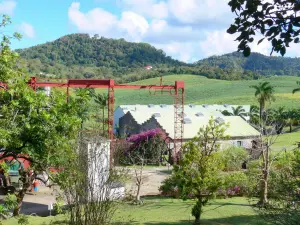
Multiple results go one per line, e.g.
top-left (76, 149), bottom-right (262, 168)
top-left (2, 77), bottom-right (185, 160)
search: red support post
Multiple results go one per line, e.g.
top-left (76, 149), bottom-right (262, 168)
top-left (29, 77), bottom-right (37, 91)
top-left (66, 80), bottom-right (70, 103)
top-left (173, 81), bottom-right (184, 163)
top-left (108, 80), bottom-right (115, 167)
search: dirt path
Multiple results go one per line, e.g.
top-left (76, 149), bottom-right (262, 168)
top-left (125, 166), bottom-right (171, 196)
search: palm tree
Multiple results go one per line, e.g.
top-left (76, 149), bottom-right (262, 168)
top-left (250, 82), bottom-right (275, 206)
top-left (221, 106), bottom-right (247, 119)
top-left (249, 105), bottom-right (259, 125)
top-left (250, 82), bottom-right (275, 128)
top-left (285, 109), bottom-right (299, 133)
top-left (94, 93), bottom-right (108, 134)
top-left (232, 106), bottom-right (247, 118)
top-left (272, 107), bottom-right (286, 134)
top-left (292, 81), bottom-right (300, 94)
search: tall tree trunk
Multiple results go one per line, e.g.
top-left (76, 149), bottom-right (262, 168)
top-left (192, 197), bottom-right (202, 225)
top-left (136, 180), bottom-right (141, 202)
top-left (290, 123), bottom-right (292, 133)
top-left (259, 146), bottom-right (269, 206)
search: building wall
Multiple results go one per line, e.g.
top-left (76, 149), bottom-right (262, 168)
top-left (168, 137), bottom-right (257, 153)
top-left (119, 112), bottom-right (141, 136)
top-left (220, 138), bottom-right (254, 149)
top-left (113, 107), bottom-right (125, 133)
top-left (140, 117), bottom-right (162, 132)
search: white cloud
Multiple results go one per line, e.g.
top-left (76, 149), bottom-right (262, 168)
top-left (168, 0), bottom-right (231, 24)
top-left (16, 22), bottom-right (36, 39)
top-left (67, 1), bottom-right (299, 62)
top-left (0, 0), bottom-right (16, 15)
top-left (154, 42), bottom-right (199, 62)
top-left (68, 2), bottom-right (118, 36)
top-left (119, 0), bottom-right (168, 19)
top-left (68, 2), bottom-right (150, 41)
top-left (199, 30), bottom-right (272, 58)
top-left (119, 12), bottom-right (149, 41)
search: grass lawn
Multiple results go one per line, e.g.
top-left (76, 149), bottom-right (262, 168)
top-left (3, 197), bottom-right (265, 225)
top-left (272, 131), bottom-right (300, 151)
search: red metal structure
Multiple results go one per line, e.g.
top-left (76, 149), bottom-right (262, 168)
top-left (2, 77), bottom-right (185, 160)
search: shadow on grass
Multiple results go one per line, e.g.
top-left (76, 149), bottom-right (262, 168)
top-left (113, 215), bottom-right (265, 225)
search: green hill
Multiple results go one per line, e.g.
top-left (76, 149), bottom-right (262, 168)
top-left (16, 34), bottom-right (300, 82)
top-left (111, 75), bottom-right (300, 108)
top-left (17, 34), bottom-right (185, 81)
top-left (196, 52), bottom-right (300, 76)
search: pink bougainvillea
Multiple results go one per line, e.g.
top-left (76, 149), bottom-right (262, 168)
top-left (126, 128), bottom-right (164, 143)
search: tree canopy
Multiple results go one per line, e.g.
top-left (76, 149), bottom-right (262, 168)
top-left (228, 0), bottom-right (300, 56)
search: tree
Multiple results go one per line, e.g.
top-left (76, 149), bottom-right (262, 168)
top-left (249, 105), bottom-right (259, 125)
top-left (293, 81), bottom-right (300, 94)
top-left (222, 105), bottom-right (247, 119)
top-left (59, 133), bottom-right (125, 225)
top-left (228, 0), bottom-right (300, 57)
top-left (271, 107), bottom-right (286, 134)
top-left (93, 93), bottom-right (108, 135)
top-left (285, 108), bottom-right (299, 133)
top-left (123, 129), bottom-right (166, 203)
top-left (254, 149), bottom-right (300, 224)
top-left (250, 82), bottom-right (275, 130)
top-left (0, 16), bottom-right (86, 215)
top-left (171, 119), bottom-right (229, 224)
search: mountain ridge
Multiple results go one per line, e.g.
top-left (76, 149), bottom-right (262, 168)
top-left (16, 34), bottom-right (300, 82)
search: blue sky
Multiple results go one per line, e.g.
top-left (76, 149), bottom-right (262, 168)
top-left (1, 0), bottom-right (299, 62)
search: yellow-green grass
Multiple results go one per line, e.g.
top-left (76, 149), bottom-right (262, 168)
top-left (92, 75), bottom-right (300, 108)
top-left (272, 131), bottom-right (300, 151)
top-left (3, 197), bottom-right (265, 225)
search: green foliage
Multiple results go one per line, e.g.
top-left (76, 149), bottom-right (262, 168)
top-left (228, 0), bottom-right (300, 56)
top-left (17, 215), bottom-right (29, 225)
top-left (223, 172), bottom-right (249, 197)
top-left (16, 33), bottom-right (300, 82)
top-left (0, 15), bottom-right (88, 216)
top-left (220, 147), bottom-right (249, 172)
top-left (196, 52), bottom-right (300, 76)
top-left (0, 161), bottom-right (9, 176)
top-left (170, 118), bottom-right (229, 223)
top-left (53, 194), bottom-right (65, 215)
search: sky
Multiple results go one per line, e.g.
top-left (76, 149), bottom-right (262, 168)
top-left (1, 0), bottom-right (300, 63)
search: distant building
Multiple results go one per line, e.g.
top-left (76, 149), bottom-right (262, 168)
top-left (144, 65), bottom-right (153, 70)
top-left (114, 104), bottom-right (259, 152)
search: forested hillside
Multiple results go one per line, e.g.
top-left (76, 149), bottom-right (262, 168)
top-left (17, 34), bottom-right (299, 83)
top-left (196, 52), bottom-right (300, 76)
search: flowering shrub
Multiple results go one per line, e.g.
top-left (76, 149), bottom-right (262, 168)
top-left (120, 128), bottom-right (167, 165)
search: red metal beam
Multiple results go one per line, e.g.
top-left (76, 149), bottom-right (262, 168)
top-left (2, 77), bottom-right (185, 165)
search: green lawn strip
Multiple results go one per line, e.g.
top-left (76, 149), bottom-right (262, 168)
top-left (3, 197), bottom-right (264, 225)
top-left (113, 197), bottom-right (263, 225)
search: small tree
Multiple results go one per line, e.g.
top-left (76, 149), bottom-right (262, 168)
top-left (172, 119), bottom-right (229, 224)
top-left (57, 132), bottom-right (125, 225)
top-left (123, 128), bottom-right (166, 203)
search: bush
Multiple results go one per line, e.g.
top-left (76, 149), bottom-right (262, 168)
top-left (220, 146), bottom-right (249, 171)
top-left (222, 172), bottom-right (249, 197)
top-left (159, 176), bottom-right (180, 198)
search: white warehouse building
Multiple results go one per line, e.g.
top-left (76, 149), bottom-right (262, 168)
top-left (114, 104), bottom-right (258, 150)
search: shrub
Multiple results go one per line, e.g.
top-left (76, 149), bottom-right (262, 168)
top-left (159, 176), bottom-right (180, 198)
top-left (220, 146), bottom-right (249, 171)
top-left (223, 172), bottom-right (249, 197)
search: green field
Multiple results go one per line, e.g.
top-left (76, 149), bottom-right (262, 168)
top-left (109, 75), bottom-right (300, 108)
top-left (3, 197), bottom-right (265, 225)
